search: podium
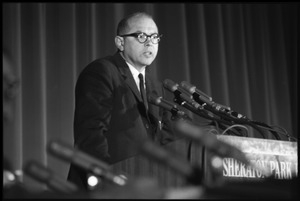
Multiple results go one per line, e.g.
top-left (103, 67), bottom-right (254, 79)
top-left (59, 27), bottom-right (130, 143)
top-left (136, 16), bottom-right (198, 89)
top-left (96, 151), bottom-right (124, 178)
top-left (111, 135), bottom-right (297, 187)
top-left (108, 135), bottom-right (297, 198)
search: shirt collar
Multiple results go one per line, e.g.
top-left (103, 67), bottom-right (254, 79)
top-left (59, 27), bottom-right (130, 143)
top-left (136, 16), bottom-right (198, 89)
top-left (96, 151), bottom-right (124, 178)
top-left (126, 61), bottom-right (146, 91)
top-left (127, 62), bottom-right (145, 78)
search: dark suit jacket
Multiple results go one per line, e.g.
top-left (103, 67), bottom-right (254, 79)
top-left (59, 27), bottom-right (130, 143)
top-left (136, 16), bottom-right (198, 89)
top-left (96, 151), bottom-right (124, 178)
top-left (68, 52), bottom-right (177, 189)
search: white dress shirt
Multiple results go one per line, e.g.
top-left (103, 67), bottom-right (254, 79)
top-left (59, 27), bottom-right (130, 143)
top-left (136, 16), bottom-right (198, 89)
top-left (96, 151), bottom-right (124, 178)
top-left (126, 61), bottom-right (146, 92)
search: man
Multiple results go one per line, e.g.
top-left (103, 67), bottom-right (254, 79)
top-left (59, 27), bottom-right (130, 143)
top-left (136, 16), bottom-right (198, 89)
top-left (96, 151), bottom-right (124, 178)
top-left (67, 12), bottom-right (178, 190)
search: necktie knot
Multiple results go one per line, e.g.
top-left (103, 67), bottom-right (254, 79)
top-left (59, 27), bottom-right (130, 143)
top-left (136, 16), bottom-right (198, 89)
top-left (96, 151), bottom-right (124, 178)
top-left (138, 73), bottom-right (144, 89)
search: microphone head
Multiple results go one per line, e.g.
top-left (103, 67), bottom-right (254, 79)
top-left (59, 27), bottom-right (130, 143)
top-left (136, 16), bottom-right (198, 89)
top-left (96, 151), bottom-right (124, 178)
top-left (180, 81), bottom-right (196, 94)
top-left (24, 161), bottom-right (52, 182)
top-left (148, 93), bottom-right (162, 106)
top-left (47, 140), bottom-right (74, 160)
top-left (163, 79), bottom-right (178, 92)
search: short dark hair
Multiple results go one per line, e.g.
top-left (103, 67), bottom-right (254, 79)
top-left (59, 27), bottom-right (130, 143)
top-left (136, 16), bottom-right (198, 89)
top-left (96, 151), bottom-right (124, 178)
top-left (116, 12), bottom-right (154, 35)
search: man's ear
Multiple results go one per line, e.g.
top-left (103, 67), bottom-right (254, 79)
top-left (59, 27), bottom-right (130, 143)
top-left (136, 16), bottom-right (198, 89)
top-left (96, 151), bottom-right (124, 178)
top-left (115, 36), bottom-right (124, 51)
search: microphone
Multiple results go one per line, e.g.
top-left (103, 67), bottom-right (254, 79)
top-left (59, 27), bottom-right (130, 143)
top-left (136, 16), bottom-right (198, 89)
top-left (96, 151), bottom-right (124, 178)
top-left (47, 140), bottom-right (126, 186)
top-left (180, 81), bottom-right (230, 112)
top-left (163, 79), bottom-right (220, 122)
top-left (174, 120), bottom-right (272, 177)
top-left (23, 160), bottom-right (78, 194)
top-left (179, 82), bottom-right (276, 139)
top-left (180, 81), bottom-right (248, 119)
top-left (163, 79), bottom-right (201, 110)
top-left (148, 93), bottom-right (186, 117)
top-left (138, 139), bottom-right (203, 185)
top-left (180, 81), bottom-right (213, 105)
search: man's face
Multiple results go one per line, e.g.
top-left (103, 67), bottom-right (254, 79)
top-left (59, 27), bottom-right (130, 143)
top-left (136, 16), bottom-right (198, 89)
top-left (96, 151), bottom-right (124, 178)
top-left (122, 17), bottom-right (159, 69)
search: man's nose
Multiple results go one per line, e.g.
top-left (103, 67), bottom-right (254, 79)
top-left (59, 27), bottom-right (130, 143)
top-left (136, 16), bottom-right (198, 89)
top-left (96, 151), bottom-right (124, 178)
top-left (144, 37), bottom-right (153, 46)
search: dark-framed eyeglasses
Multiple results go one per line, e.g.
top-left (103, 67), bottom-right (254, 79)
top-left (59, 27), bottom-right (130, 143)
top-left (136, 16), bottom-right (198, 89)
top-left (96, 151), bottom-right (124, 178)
top-left (119, 32), bottom-right (162, 44)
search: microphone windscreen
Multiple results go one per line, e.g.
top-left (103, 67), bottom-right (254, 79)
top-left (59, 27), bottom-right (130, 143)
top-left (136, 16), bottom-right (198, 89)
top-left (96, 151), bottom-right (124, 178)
top-left (148, 93), bottom-right (161, 105)
top-left (180, 81), bottom-right (196, 94)
top-left (163, 79), bottom-right (178, 92)
top-left (180, 81), bottom-right (213, 102)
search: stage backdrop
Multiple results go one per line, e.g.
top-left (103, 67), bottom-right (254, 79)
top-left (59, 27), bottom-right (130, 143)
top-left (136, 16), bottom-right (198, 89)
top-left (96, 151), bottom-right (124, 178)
top-left (3, 3), bottom-right (298, 190)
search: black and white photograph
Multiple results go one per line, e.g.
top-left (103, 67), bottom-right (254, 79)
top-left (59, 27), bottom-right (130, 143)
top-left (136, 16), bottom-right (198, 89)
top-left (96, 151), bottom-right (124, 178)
top-left (3, 2), bottom-right (298, 199)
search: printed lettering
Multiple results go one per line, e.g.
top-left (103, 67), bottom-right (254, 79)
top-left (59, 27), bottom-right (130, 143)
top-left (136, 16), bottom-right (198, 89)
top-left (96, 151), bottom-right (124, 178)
top-left (223, 158), bottom-right (229, 176)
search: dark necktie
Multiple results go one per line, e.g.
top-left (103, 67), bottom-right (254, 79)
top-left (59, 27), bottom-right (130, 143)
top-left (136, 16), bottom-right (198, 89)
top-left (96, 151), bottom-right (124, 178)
top-left (138, 73), bottom-right (148, 111)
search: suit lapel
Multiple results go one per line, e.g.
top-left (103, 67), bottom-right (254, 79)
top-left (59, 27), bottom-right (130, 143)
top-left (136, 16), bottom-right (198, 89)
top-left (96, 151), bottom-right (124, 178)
top-left (124, 72), bottom-right (143, 102)
top-left (113, 53), bottom-right (143, 102)
top-left (112, 52), bottom-right (160, 122)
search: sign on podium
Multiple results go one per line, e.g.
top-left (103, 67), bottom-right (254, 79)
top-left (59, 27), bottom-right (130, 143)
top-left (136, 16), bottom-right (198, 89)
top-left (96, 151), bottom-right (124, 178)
top-left (214, 135), bottom-right (297, 180)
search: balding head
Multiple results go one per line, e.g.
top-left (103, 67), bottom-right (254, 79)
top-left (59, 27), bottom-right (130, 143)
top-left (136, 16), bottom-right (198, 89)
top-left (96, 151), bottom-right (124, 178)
top-left (117, 12), bottom-right (156, 35)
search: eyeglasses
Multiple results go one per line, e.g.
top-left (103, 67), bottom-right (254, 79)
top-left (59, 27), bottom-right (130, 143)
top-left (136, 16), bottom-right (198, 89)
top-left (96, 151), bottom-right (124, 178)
top-left (119, 32), bottom-right (162, 44)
